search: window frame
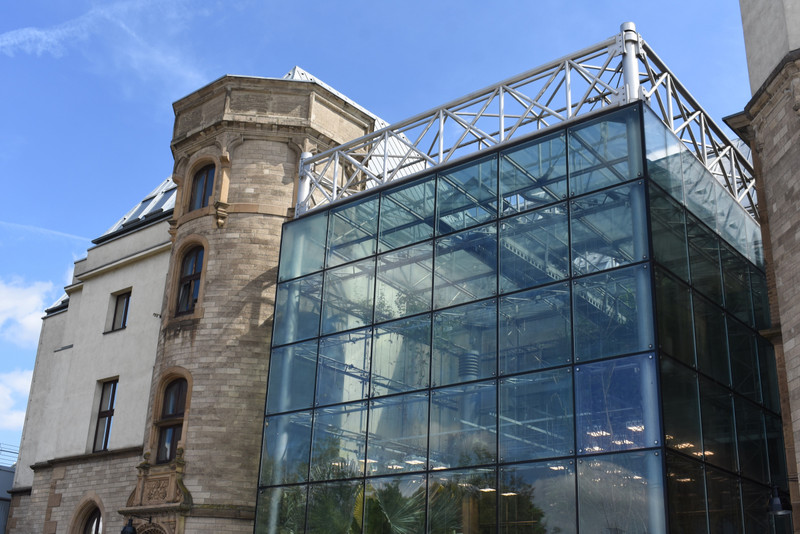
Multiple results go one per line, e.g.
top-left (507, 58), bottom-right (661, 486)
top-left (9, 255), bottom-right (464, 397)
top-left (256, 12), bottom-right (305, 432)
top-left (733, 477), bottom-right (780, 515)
top-left (111, 291), bottom-right (131, 331)
top-left (82, 507), bottom-right (102, 534)
top-left (176, 246), bottom-right (204, 316)
top-left (92, 380), bottom-right (117, 452)
top-left (188, 164), bottom-right (216, 212)
top-left (155, 377), bottom-right (188, 464)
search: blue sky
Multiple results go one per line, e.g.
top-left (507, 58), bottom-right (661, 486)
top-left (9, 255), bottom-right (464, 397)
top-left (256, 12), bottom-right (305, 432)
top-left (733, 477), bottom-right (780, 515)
top-left (0, 1), bottom-right (751, 451)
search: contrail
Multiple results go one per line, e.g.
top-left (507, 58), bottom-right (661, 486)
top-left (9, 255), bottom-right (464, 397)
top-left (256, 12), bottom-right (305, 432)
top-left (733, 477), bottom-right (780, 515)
top-left (0, 221), bottom-right (91, 242)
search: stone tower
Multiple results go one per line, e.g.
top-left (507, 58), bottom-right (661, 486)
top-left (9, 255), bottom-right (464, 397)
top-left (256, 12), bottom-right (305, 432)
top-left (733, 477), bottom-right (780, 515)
top-left (119, 72), bottom-right (378, 533)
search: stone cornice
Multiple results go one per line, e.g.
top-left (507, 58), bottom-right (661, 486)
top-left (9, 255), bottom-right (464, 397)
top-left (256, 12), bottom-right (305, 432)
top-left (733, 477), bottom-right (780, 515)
top-left (30, 446), bottom-right (142, 471)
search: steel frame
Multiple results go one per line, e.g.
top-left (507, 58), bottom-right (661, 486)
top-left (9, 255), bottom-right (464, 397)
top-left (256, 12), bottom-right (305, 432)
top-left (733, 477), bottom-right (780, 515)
top-left (297, 23), bottom-right (758, 221)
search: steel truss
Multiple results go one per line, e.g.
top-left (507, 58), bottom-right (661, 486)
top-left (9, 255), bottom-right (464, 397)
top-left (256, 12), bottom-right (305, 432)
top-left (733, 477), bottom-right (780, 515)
top-left (297, 22), bottom-right (758, 221)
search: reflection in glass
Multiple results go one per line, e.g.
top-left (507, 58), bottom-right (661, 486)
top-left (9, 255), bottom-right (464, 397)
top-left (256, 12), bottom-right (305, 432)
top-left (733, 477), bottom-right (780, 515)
top-left (364, 475), bottom-right (426, 534)
top-left (649, 185), bottom-right (689, 281)
top-left (499, 203), bottom-right (569, 292)
top-left (261, 411), bottom-right (312, 486)
top-left (643, 105), bottom-right (684, 203)
top-left (741, 480), bottom-right (770, 534)
top-left (310, 402), bottom-right (367, 481)
top-left (573, 264), bottom-right (654, 361)
top-left (273, 274), bottom-right (322, 346)
top-left (256, 485), bottom-right (307, 534)
top-left (721, 244), bottom-right (753, 327)
top-left (437, 155), bottom-right (497, 234)
top-left (321, 258), bottom-right (375, 335)
top-left (307, 480), bottom-right (364, 533)
top-left (660, 358), bottom-right (702, 458)
top-left (575, 354), bottom-right (659, 454)
top-left (499, 284), bottom-right (571, 374)
top-left (735, 396), bottom-right (769, 484)
top-left (654, 269), bottom-right (694, 366)
top-left (728, 320), bottom-right (760, 403)
top-left (434, 224), bottom-right (497, 308)
top-left (499, 460), bottom-right (576, 534)
top-left (316, 329), bottom-right (371, 406)
top-left (766, 413), bottom-right (789, 491)
top-left (577, 451), bottom-right (665, 534)
top-left (375, 242), bottom-right (432, 322)
top-left (571, 182), bottom-right (646, 275)
top-left (568, 106), bottom-right (642, 196)
top-left (372, 315), bottom-right (431, 397)
top-left (379, 177), bottom-right (435, 253)
top-left (683, 150), bottom-right (717, 231)
top-left (500, 368), bottom-right (573, 462)
top-left (368, 393), bottom-right (429, 476)
top-left (693, 294), bottom-right (730, 386)
top-left (430, 381), bottom-right (497, 469)
top-left (266, 340), bottom-right (317, 414)
top-left (665, 453), bottom-right (707, 534)
top-left (432, 300), bottom-right (496, 386)
top-left (699, 377), bottom-right (737, 472)
top-left (687, 214), bottom-right (722, 305)
top-left (499, 132), bottom-right (567, 213)
top-left (759, 338), bottom-right (781, 415)
top-left (428, 467), bottom-right (496, 534)
top-left (279, 210), bottom-right (328, 281)
top-left (705, 467), bottom-right (742, 533)
top-left (327, 196), bottom-right (378, 267)
top-left (751, 268), bottom-right (771, 330)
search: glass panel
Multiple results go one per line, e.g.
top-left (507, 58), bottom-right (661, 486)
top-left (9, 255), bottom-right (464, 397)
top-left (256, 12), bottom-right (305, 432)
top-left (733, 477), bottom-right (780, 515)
top-left (568, 106), bottom-right (642, 196)
top-left (499, 132), bottom-right (567, 214)
top-left (326, 195), bottom-right (378, 268)
top-left (577, 451), bottom-right (665, 534)
top-left (728, 320), bottom-right (761, 403)
top-left (273, 273), bottom-right (322, 346)
top-left (364, 474), bottom-right (426, 534)
top-left (573, 264), bottom-right (654, 362)
top-left (683, 150), bottom-right (718, 231)
top-left (758, 337), bottom-right (781, 414)
top-left (765, 413), bottom-right (789, 490)
top-left (316, 329), bottom-right (371, 406)
top-left (644, 105), bottom-right (684, 203)
top-left (499, 368), bottom-right (573, 462)
top-left (699, 377), bottom-right (738, 472)
top-left (321, 258), bottom-right (375, 335)
top-left (499, 284), bottom-right (571, 374)
top-left (721, 244), bottom-right (754, 327)
top-left (575, 354), bottom-right (660, 454)
top-left (740, 480), bottom-right (770, 534)
top-left (375, 241), bottom-right (432, 322)
top-left (261, 411), bottom-right (312, 485)
top-left (705, 467), bottom-right (743, 534)
top-left (434, 223), bottom-right (497, 309)
top-left (379, 176), bottom-right (435, 253)
top-left (429, 381), bottom-right (497, 469)
top-left (654, 269), bottom-right (694, 366)
top-left (279, 210), bottom-right (328, 281)
top-left (255, 485), bottom-right (307, 534)
top-left (750, 268), bottom-right (771, 330)
top-left (687, 214), bottom-right (723, 305)
top-left (367, 393), bottom-right (429, 476)
top-left (432, 299), bottom-right (496, 387)
top-left (428, 467), bottom-right (496, 534)
top-left (306, 480), bottom-right (364, 533)
top-left (499, 203), bottom-right (569, 293)
top-left (571, 182), bottom-right (647, 275)
top-left (372, 315), bottom-right (431, 397)
top-left (665, 452), bottom-right (708, 534)
top-left (735, 397), bottom-right (769, 484)
top-left (650, 185), bottom-right (689, 281)
top-left (437, 155), bottom-right (497, 234)
top-left (310, 402), bottom-right (368, 481)
top-left (266, 340), bottom-right (317, 414)
top-left (499, 460), bottom-right (576, 534)
top-left (693, 294), bottom-right (730, 386)
top-left (661, 357), bottom-right (702, 458)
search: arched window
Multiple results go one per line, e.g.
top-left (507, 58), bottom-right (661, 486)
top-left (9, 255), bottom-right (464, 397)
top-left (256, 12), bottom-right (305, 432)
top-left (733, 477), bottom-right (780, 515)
top-left (176, 247), bottom-right (204, 315)
top-left (83, 507), bottom-right (102, 534)
top-left (188, 164), bottom-right (215, 212)
top-left (156, 378), bottom-right (188, 463)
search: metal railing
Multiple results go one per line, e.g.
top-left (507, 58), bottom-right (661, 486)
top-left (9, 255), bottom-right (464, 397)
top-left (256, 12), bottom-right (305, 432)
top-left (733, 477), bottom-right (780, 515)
top-left (297, 22), bottom-right (757, 221)
top-left (0, 443), bottom-right (18, 467)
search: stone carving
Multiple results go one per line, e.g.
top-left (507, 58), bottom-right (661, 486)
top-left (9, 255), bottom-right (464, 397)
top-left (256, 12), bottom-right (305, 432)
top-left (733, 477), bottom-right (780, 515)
top-left (143, 478), bottom-right (169, 504)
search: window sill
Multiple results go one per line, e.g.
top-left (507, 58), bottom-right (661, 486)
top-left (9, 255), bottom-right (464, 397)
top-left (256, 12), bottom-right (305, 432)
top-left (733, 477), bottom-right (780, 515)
top-left (103, 326), bottom-right (127, 335)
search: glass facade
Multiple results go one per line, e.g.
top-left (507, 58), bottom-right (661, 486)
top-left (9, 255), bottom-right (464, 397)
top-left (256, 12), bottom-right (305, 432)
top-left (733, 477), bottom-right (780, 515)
top-left (257, 103), bottom-right (788, 533)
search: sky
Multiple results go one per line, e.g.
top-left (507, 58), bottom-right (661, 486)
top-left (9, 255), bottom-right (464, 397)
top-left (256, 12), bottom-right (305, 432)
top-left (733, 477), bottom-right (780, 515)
top-left (0, 0), bottom-right (752, 452)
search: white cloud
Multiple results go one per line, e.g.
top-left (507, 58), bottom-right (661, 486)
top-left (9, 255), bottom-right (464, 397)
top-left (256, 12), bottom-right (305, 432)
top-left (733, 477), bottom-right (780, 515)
top-left (0, 278), bottom-right (54, 348)
top-left (0, 369), bottom-right (33, 431)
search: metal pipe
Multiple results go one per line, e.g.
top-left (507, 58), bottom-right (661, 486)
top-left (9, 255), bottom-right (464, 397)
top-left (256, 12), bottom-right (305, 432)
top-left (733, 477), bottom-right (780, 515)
top-left (296, 152), bottom-right (313, 215)
top-left (620, 22), bottom-right (641, 103)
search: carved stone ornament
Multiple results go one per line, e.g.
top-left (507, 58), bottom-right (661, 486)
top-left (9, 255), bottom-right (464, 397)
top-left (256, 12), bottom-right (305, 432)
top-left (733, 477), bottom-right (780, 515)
top-left (143, 478), bottom-right (170, 505)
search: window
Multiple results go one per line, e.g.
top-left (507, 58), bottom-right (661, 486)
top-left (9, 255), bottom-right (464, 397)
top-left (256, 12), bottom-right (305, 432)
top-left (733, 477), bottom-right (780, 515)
top-left (93, 380), bottom-right (117, 452)
top-left (156, 378), bottom-right (188, 463)
top-left (176, 247), bottom-right (204, 315)
top-left (111, 291), bottom-right (130, 331)
top-left (83, 507), bottom-right (102, 534)
top-left (189, 164), bottom-right (215, 211)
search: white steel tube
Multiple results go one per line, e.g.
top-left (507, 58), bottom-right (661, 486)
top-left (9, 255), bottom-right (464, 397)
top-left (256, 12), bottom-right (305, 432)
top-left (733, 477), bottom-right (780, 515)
top-left (620, 21), bottom-right (641, 103)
